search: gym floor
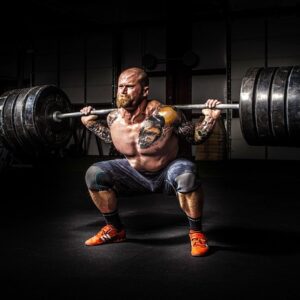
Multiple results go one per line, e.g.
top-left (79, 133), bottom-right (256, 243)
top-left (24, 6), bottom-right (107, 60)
top-left (1, 157), bottom-right (299, 299)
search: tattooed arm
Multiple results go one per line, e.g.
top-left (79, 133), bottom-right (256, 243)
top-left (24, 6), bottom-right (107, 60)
top-left (80, 106), bottom-right (118, 144)
top-left (176, 99), bottom-right (222, 144)
top-left (85, 120), bottom-right (112, 144)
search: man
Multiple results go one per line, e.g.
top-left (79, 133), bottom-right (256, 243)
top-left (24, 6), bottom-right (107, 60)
top-left (81, 67), bottom-right (221, 256)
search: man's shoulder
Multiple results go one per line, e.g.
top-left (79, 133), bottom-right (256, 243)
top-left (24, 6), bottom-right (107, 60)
top-left (145, 99), bottom-right (162, 116)
top-left (146, 99), bottom-right (162, 109)
top-left (146, 100), bottom-right (182, 126)
top-left (147, 99), bottom-right (180, 113)
top-left (107, 109), bottom-right (119, 127)
top-left (157, 105), bottom-right (181, 126)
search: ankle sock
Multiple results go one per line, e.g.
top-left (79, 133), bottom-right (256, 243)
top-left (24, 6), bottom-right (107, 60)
top-left (102, 210), bottom-right (123, 230)
top-left (187, 215), bottom-right (202, 232)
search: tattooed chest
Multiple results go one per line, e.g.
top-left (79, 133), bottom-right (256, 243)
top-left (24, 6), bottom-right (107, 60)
top-left (138, 114), bottom-right (166, 149)
top-left (111, 115), bottom-right (171, 154)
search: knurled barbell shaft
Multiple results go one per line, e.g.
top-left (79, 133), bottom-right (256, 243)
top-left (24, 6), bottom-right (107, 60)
top-left (53, 103), bottom-right (240, 122)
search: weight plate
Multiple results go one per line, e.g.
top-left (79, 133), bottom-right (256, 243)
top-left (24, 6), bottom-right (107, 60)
top-left (270, 66), bottom-right (292, 143)
top-left (286, 65), bottom-right (300, 145)
top-left (0, 89), bottom-right (24, 153)
top-left (255, 67), bottom-right (277, 144)
top-left (24, 85), bottom-right (73, 150)
top-left (239, 67), bottom-right (262, 145)
top-left (13, 87), bottom-right (38, 154)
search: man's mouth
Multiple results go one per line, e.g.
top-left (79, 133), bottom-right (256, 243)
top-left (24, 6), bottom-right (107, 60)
top-left (116, 95), bottom-right (132, 108)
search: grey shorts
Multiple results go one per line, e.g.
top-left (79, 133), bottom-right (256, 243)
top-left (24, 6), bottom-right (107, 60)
top-left (85, 158), bottom-right (201, 196)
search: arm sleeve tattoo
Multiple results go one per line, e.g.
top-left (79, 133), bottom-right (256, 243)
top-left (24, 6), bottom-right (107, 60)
top-left (176, 111), bottom-right (217, 144)
top-left (85, 110), bottom-right (118, 144)
top-left (86, 120), bottom-right (112, 144)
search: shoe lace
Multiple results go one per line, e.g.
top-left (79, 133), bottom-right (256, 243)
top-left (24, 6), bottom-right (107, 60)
top-left (98, 225), bottom-right (113, 237)
top-left (191, 235), bottom-right (207, 247)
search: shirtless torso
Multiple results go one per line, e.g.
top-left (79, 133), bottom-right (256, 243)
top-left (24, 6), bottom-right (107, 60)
top-left (82, 67), bottom-right (221, 173)
top-left (108, 99), bottom-right (179, 172)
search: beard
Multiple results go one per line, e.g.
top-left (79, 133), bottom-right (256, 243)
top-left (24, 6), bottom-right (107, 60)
top-left (116, 94), bottom-right (132, 108)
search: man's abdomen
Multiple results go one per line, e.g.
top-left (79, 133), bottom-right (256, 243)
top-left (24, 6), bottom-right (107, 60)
top-left (127, 135), bottom-right (179, 172)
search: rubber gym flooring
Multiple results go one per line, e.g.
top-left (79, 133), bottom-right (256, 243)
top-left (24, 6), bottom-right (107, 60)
top-left (1, 157), bottom-right (299, 299)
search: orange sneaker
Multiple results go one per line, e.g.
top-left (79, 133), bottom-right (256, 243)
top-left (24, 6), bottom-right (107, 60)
top-left (189, 230), bottom-right (209, 257)
top-left (85, 224), bottom-right (126, 246)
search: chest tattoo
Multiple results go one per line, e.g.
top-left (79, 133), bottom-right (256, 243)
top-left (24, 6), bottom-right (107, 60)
top-left (138, 115), bottom-right (165, 149)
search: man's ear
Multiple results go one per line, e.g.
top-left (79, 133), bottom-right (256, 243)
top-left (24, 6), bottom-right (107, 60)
top-left (143, 86), bottom-right (149, 97)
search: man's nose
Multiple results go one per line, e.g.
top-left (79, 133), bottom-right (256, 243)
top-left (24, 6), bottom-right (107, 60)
top-left (121, 86), bottom-right (127, 94)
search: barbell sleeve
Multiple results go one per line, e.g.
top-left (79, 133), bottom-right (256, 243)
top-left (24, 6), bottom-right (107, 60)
top-left (52, 103), bottom-right (240, 122)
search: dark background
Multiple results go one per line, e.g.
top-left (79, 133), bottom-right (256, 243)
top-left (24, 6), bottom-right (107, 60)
top-left (1, 1), bottom-right (300, 299)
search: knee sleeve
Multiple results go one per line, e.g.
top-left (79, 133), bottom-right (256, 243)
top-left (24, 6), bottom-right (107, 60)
top-left (174, 172), bottom-right (200, 193)
top-left (166, 159), bottom-right (201, 194)
top-left (85, 165), bottom-right (113, 191)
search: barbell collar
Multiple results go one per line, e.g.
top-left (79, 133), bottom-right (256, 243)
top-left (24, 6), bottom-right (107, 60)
top-left (53, 103), bottom-right (240, 122)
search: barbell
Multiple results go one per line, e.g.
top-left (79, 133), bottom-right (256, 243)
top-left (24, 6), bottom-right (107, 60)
top-left (0, 65), bottom-right (299, 157)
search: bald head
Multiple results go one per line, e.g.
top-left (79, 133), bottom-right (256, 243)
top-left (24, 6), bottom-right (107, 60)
top-left (116, 67), bottom-right (149, 110)
top-left (119, 67), bottom-right (149, 88)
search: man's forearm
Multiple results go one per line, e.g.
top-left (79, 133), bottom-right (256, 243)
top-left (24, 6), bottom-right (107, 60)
top-left (85, 121), bottom-right (112, 144)
top-left (194, 115), bottom-right (217, 143)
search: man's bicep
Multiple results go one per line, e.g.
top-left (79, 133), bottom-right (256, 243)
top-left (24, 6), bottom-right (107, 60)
top-left (176, 111), bottom-right (197, 144)
top-left (177, 121), bottom-right (198, 144)
top-left (107, 110), bottom-right (118, 127)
